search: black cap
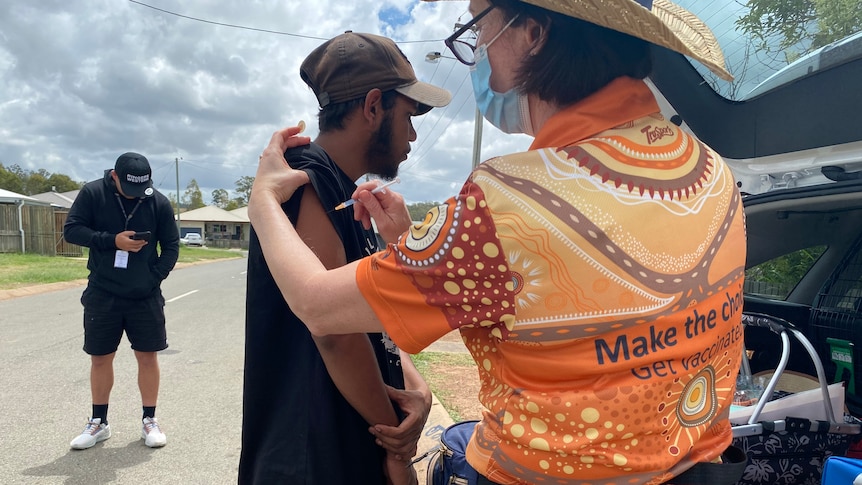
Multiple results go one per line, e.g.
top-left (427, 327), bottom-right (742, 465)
top-left (114, 152), bottom-right (154, 198)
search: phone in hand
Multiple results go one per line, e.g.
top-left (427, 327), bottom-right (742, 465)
top-left (131, 231), bottom-right (152, 241)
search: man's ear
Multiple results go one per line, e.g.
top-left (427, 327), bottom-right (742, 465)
top-left (362, 89), bottom-right (384, 123)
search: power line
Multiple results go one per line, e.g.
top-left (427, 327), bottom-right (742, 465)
top-left (404, 71), bottom-right (474, 173)
top-left (127, 0), bottom-right (445, 44)
top-left (411, 59), bottom-right (459, 139)
top-left (128, 0), bottom-right (327, 40)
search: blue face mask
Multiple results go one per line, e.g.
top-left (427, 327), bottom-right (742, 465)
top-left (470, 46), bottom-right (533, 135)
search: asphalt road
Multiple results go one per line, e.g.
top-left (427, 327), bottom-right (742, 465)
top-left (0, 257), bottom-right (453, 485)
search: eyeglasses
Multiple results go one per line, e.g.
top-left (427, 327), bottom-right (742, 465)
top-left (444, 6), bottom-right (505, 66)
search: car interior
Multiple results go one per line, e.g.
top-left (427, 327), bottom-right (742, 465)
top-left (648, 37), bottom-right (862, 417)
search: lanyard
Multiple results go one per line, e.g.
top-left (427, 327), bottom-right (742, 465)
top-left (114, 193), bottom-right (144, 231)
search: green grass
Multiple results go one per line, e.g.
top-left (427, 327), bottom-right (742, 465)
top-left (0, 253), bottom-right (90, 288)
top-left (0, 246), bottom-right (242, 290)
top-left (178, 246), bottom-right (241, 262)
top-left (411, 351), bottom-right (477, 422)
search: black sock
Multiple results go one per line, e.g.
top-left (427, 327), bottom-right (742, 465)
top-left (92, 404), bottom-right (108, 425)
top-left (143, 406), bottom-right (156, 421)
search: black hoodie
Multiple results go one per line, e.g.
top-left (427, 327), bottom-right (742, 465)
top-left (64, 169), bottom-right (179, 299)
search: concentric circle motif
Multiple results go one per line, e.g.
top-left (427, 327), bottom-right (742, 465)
top-left (405, 205), bottom-right (447, 252)
top-left (511, 272), bottom-right (524, 294)
top-left (676, 366), bottom-right (717, 427)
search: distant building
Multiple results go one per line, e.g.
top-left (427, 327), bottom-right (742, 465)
top-left (177, 205), bottom-right (249, 249)
top-left (30, 189), bottom-right (80, 209)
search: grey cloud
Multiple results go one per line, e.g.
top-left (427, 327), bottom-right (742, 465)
top-left (0, 1), bottom-right (484, 203)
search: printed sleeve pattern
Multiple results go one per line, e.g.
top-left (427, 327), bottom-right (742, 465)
top-left (356, 180), bottom-right (516, 353)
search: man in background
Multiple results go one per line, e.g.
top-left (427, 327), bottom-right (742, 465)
top-left (64, 152), bottom-right (179, 450)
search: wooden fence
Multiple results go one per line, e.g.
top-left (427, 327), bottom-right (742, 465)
top-left (0, 204), bottom-right (21, 253)
top-left (0, 203), bottom-right (82, 256)
top-left (207, 238), bottom-right (249, 250)
top-left (55, 210), bottom-right (82, 256)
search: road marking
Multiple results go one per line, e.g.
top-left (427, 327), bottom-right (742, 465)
top-left (167, 290), bottom-right (199, 303)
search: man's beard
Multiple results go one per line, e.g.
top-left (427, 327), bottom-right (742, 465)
top-left (365, 112), bottom-right (399, 180)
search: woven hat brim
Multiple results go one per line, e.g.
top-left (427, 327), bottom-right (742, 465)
top-left (396, 80), bottom-right (454, 115)
top-left (526, 0), bottom-right (732, 80)
top-left (424, 0), bottom-right (733, 81)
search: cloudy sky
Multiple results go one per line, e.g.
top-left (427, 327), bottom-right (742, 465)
top-left (0, 0), bottom-right (763, 205)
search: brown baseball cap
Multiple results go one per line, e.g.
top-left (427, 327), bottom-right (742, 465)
top-left (301, 31), bottom-right (451, 115)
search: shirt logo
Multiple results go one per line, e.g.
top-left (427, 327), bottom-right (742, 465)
top-left (641, 125), bottom-right (674, 145)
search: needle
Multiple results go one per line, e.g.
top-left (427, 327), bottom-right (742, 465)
top-left (334, 177), bottom-right (400, 210)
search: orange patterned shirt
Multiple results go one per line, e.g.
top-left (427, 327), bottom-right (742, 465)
top-left (357, 78), bottom-right (746, 484)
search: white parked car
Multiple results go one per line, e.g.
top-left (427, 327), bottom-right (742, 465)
top-left (180, 233), bottom-right (203, 247)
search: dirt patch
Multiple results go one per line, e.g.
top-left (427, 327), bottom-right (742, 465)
top-left (415, 331), bottom-right (484, 422)
top-left (424, 358), bottom-right (484, 422)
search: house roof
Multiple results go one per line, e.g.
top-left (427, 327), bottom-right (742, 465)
top-left (30, 190), bottom-right (80, 208)
top-left (0, 188), bottom-right (51, 205)
top-left (229, 206), bottom-right (248, 220)
top-left (177, 205), bottom-right (248, 223)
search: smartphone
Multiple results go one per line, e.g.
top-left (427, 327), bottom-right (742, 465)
top-left (131, 231), bottom-right (152, 241)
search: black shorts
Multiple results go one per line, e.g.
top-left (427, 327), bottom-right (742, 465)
top-left (81, 286), bottom-right (168, 355)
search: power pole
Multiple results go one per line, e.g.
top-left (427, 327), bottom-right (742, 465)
top-left (425, 51), bottom-right (483, 169)
top-left (175, 157), bottom-right (182, 235)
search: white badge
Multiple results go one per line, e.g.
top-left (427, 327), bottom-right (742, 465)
top-left (114, 250), bottom-right (129, 269)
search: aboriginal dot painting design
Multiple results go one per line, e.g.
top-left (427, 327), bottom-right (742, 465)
top-left (394, 190), bottom-right (517, 338)
top-left (470, 118), bottom-right (742, 482)
top-left (471, 117), bottom-right (743, 342)
top-left (366, 113), bottom-right (746, 484)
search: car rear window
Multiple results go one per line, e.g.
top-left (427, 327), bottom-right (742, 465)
top-left (744, 245), bottom-right (827, 299)
top-left (677, 1), bottom-right (862, 101)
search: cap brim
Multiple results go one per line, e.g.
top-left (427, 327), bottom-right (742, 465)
top-left (121, 181), bottom-right (153, 198)
top-left (396, 81), bottom-right (452, 115)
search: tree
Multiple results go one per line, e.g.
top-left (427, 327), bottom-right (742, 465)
top-left (0, 163), bottom-right (83, 195)
top-left (0, 163), bottom-right (25, 194)
top-left (744, 245), bottom-right (826, 296)
top-left (407, 201), bottom-right (443, 222)
top-left (167, 193), bottom-right (179, 211)
top-left (234, 176), bottom-right (255, 207)
top-left (45, 172), bottom-right (83, 193)
top-left (184, 179), bottom-right (205, 210)
top-left (702, 36), bottom-right (757, 100)
top-left (24, 169), bottom-right (50, 195)
top-left (211, 188), bottom-right (230, 209)
top-left (737, 0), bottom-right (862, 61)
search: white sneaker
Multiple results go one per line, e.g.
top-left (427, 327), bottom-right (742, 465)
top-left (70, 418), bottom-right (111, 450)
top-left (141, 417), bottom-right (167, 448)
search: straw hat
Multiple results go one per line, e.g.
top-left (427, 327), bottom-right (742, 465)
top-left (426, 0), bottom-right (733, 81)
